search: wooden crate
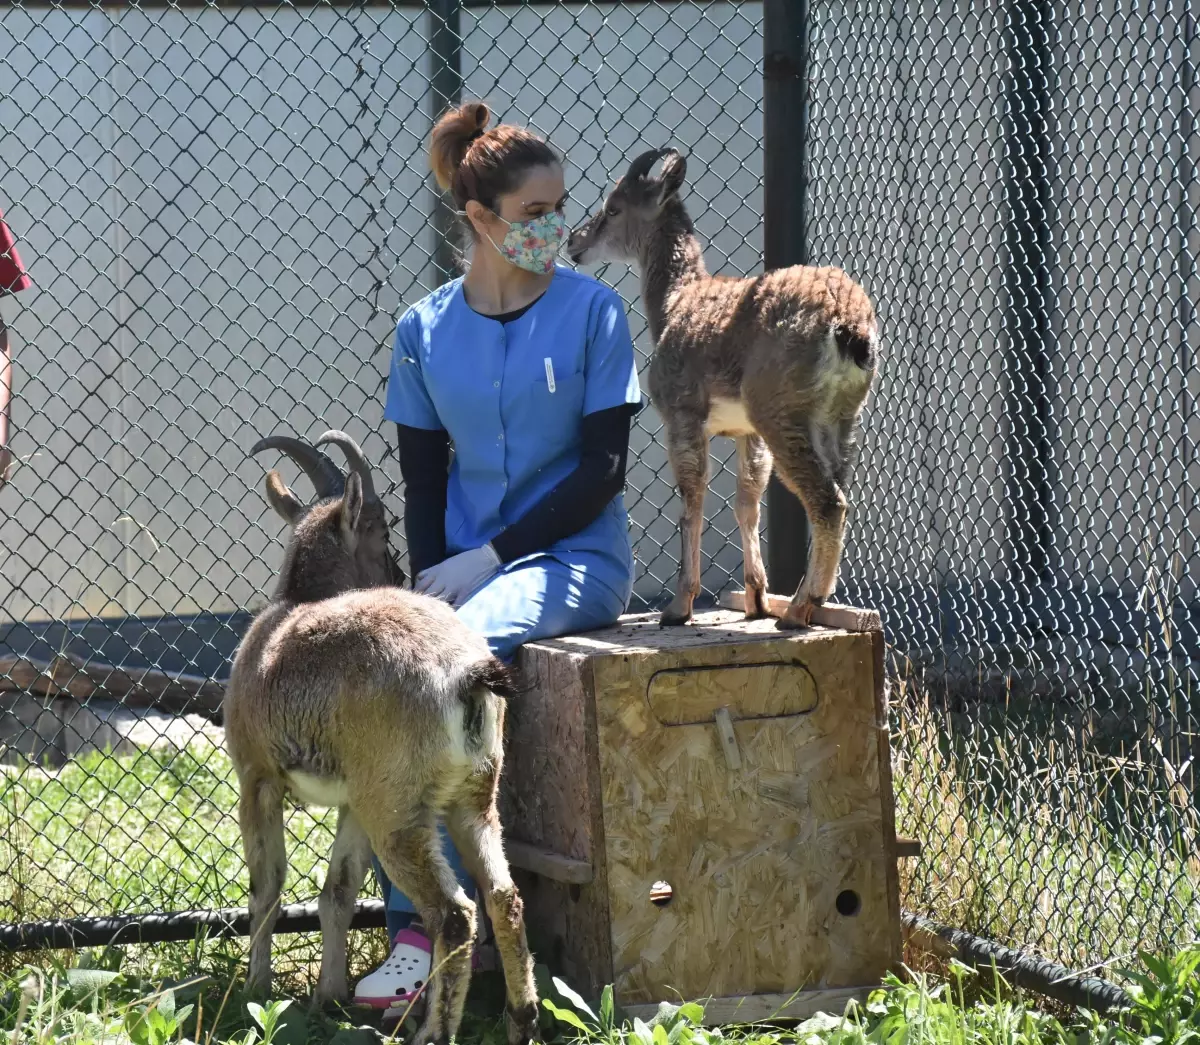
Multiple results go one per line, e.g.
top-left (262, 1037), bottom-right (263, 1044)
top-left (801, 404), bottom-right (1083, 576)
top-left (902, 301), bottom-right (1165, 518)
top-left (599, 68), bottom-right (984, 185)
top-left (499, 598), bottom-right (903, 1023)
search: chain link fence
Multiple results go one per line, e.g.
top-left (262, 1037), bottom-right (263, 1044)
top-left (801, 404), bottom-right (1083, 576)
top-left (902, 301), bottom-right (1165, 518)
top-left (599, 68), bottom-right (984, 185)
top-left (0, 0), bottom-right (1196, 980)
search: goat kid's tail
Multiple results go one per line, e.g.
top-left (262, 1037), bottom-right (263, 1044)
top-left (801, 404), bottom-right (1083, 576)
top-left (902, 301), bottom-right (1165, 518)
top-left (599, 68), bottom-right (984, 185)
top-left (457, 656), bottom-right (520, 754)
top-left (834, 321), bottom-right (879, 372)
top-left (465, 656), bottom-right (520, 700)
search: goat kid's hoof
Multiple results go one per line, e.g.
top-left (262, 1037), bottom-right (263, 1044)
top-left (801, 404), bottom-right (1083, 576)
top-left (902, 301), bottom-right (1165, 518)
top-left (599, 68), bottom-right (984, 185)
top-left (743, 587), bottom-right (770, 619)
top-left (380, 996), bottom-right (426, 1035)
top-left (407, 1017), bottom-right (444, 1045)
top-left (659, 598), bottom-right (695, 627)
top-left (506, 1002), bottom-right (540, 1045)
top-left (311, 987), bottom-right (349, 1012)
top-left (243, 972), bottom-right (272, 999)
top-left (776, 602), bottom-right (816, 630)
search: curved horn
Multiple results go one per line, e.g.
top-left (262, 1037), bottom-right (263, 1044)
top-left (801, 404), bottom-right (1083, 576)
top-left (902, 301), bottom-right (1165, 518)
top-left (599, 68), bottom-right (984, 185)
top-left (624, 147), bottom-right (672, 183)
top-left (314, 429), bottom-right (378, 502)
top-left (250, 435), bottom-right (345, 499)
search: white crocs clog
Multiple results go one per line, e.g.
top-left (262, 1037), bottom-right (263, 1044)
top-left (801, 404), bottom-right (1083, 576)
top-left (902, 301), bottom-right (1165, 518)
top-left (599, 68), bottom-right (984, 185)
top-left (354, 928), bottom-right (432, 1010)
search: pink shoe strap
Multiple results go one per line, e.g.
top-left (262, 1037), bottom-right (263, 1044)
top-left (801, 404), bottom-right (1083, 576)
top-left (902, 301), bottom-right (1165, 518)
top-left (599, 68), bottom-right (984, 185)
top-left (393, 926), bottom-right (483, 970)
top-left (392, 927), bottom-right (432, 953)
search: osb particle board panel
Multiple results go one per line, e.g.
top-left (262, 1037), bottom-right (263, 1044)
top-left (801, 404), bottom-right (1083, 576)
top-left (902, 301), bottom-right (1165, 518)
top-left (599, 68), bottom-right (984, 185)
top-left (581, 612), bottom-right (894, 1005)
top-left (506, 609), bottom-right (900, 1007)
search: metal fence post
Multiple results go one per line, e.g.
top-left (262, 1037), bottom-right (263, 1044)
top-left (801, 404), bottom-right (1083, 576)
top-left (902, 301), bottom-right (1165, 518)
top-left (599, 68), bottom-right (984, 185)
top-left (1002, 0), bottom-right (1055, 587)
top-left (762, 0), bottom-right (811, 595)
top-left (429, 0), bottom-right (463, 286)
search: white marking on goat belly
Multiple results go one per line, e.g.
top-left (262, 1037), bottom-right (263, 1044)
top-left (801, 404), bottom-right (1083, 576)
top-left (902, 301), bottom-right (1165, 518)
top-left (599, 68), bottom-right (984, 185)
top-left (705, 397), bottom-right (756, 436)
top-left (287, 771), bottom-right (350, 808)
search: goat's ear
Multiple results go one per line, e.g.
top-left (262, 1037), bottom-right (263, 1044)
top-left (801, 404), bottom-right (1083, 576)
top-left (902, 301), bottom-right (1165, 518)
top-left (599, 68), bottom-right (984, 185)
top-left (656, 150), bottom-right (687, 207)
top-left (340, 470), bottom-right (364, 544)
top-left (264, 470), bottom-right (304, 526)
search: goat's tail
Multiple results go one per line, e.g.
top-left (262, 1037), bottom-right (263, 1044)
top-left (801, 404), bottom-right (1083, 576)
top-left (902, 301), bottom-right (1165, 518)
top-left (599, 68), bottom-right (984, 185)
top-left (455, 656), bottom-right (521, 755)
top-left (464, 656), bottom-right (520, 700)
top-left (834, 320), bottom-right (879, 372)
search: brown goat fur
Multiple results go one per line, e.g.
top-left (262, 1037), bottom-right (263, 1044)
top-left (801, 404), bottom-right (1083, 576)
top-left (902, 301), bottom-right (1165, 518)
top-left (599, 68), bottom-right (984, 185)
top-left (223, 431), bottom-right (538, 1045)
top-left (568, 148), bottom-right (879, 628)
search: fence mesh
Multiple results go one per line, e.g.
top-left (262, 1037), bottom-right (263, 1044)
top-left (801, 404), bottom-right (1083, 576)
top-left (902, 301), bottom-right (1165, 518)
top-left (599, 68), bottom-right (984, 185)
top-left (0, 0), bottom-right (1196, 979)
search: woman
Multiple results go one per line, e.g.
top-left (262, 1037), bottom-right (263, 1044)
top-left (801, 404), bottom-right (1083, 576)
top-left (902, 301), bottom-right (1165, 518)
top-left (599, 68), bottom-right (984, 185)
top-left (354, 101), bottom-right (642, 1012)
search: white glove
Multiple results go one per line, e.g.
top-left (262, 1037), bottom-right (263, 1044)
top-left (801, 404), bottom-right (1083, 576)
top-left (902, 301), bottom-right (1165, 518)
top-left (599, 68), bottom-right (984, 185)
top-left (415, 544), bottom-right (501, 608)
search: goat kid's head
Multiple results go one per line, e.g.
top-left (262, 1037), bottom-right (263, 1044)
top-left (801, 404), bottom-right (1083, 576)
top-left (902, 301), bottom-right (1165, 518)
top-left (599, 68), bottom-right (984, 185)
top-left (567, 147), bottom-right (687, 267)
top-left (251, 431), bottom-right (406, 601)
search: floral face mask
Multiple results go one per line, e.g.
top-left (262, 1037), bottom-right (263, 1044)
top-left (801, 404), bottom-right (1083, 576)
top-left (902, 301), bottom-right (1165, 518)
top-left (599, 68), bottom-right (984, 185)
top-left (477, 209), bottom-right (567, 274)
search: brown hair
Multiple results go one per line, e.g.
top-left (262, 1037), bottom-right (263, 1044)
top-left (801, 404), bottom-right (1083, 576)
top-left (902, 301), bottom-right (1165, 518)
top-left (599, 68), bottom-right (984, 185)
top-left (429, 101), bottom-right (560, 216)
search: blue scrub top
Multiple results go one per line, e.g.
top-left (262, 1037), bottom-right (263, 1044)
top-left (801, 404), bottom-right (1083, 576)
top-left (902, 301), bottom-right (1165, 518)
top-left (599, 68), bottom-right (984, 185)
top-left (384, 265), bottom-right (644, 601)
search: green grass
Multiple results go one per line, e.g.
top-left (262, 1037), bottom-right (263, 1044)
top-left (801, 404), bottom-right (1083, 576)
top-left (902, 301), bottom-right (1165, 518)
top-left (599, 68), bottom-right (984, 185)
top-left (891, 681), bottom-right (1200, 973)
top-left (0, 944), bottom-right (1198, 1045)
top-left (0, 740), bottom-right (332, 921)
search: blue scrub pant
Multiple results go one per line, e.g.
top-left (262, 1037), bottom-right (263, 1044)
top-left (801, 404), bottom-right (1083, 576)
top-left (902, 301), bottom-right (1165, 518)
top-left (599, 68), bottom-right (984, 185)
top-left (371, 554), bottom-right (628, 941)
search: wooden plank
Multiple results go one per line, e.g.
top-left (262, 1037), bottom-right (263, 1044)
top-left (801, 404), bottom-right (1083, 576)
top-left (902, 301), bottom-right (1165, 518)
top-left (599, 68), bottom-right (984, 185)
top-left (717, 592), bottom-right (882, 633)
top-left (534, 609), bottom-right (841, 657)
top-left (0, 653), bottom-right (224, 717)
top-left (503, 839), bottom-right (593, 885)
top-left (895, 837), bottom-right (921, 858)
top-left (623, 987), bottom-right (875, 1026)
top-left (0, 655), bottom-right (93, 698)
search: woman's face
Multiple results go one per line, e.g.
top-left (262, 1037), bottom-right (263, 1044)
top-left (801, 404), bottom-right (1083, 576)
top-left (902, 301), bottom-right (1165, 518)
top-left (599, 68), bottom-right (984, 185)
top-left (468, 163), bottom-right (566, 240)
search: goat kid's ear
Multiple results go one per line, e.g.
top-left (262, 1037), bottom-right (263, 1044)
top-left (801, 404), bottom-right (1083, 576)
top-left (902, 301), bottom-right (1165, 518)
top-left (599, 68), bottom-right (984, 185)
top-left (265, 470), bottom-right (304, 526)
top-left (340, 470), bottom-right (365, 546)
top-left (656, 150), bottom-right (687, 208)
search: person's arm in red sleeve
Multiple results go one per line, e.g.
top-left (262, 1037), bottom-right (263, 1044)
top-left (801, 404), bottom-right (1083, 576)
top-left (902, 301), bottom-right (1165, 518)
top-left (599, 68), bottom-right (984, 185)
top-left (0, 210), bottom-right (32, 487)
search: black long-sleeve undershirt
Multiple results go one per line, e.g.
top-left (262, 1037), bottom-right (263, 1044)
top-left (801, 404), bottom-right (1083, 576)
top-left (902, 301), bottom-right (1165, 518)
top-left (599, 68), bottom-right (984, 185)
top-left (396, 423), bottom-right (450, 578)
top-left (396, 402), bottom-right (636, 578)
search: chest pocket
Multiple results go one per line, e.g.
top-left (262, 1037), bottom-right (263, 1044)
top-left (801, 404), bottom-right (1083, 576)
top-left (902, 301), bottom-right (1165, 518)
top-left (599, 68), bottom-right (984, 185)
top-left (508, 351), bottom-right (586, 438)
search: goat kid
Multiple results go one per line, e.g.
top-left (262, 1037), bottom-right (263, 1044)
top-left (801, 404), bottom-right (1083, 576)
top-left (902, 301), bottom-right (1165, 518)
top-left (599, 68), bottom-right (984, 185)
top-left (223, 431), bottom-right (538, 1045)
top-left (568, 148), bottom-right (879, 629)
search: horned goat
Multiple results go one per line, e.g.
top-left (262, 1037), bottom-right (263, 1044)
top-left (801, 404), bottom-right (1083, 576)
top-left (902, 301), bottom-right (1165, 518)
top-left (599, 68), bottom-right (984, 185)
top-left (567, 148), bottom-right (879, 629)
top-left (223, 431), bottom-right (538, 1045)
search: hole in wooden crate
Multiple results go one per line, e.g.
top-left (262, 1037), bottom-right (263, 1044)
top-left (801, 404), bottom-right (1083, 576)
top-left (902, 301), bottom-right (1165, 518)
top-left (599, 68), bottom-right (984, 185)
top-left (649, 880), bottom-right (673, 907)
top-left (836, 889), bottom-right (861, 916)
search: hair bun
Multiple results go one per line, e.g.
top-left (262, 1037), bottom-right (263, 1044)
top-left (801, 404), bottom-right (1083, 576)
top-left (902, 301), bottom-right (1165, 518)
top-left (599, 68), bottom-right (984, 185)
top-left (430, 101), bottom-right (492, 191)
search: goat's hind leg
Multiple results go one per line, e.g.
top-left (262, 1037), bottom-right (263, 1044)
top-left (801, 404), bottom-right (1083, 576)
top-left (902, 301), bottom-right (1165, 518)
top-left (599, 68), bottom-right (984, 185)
top-left (735, 434), bottom-right (773, 618)
top-left (761, 427), bottom-right (848, 629)
top-left (313, 808), bottom-right (372, 1008)
top-left (368, 817), bottom-right (477, 1045)
top-left (661, 417), bottom-right (709, 626)
top-left (240, 774), bottom-right (287, 996)
top-left (446, 783), bottom-right (538, 1045)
